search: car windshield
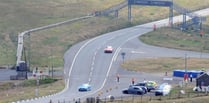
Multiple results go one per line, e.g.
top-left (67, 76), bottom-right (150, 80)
top-left (138, 83), bottom-right (146, 86)
top-left (82, 84), bottom-right (89, 87)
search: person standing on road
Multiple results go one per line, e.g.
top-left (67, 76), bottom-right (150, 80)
top-left (131, 77), bottom-right (135, 85)
top-left (190, 74), bottom-right (193, 82)
top-left (116, 73), bottom-right (120, 83)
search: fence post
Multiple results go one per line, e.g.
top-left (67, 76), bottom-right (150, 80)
top-left (178, 91), bottom-right (181, 98)
top-left (149, 96), bottom-right (152, 101)
top-left (140, 95), bottom-right (143, 103)
top-left (132, 95), bottom-right (134, 103)
top-left (169, 92), bottom-right (171, 99)
top-left (96, 97), bottom-right (100, 103)
top-left (159, 96), bottom-right (162, 101)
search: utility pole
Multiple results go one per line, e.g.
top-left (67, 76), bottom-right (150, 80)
top-left (28, 33), bottom-right (31, 72)
top-left (50, 48), bottom-right (54, 78)
top-left (185, 53), bottom-right (187, 73)
top-left (35, 77), bottom-right (39, 97)
top-left (184, 53), bottom-right (188, 86)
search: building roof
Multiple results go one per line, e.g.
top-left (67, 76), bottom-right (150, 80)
top-left (197, 73), bottom-right (209, 79)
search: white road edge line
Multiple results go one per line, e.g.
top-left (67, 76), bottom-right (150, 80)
top-left (57, 8), bottom-right (209, 101)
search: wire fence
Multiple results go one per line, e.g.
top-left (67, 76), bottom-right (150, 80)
top-left (52, 89), bottom-right (209, 103)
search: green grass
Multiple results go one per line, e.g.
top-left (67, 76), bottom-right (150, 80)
top-left (0, 0), bottom-right (209, 103)
top-left (0, 77), bottom-right (64, 103)
top-left (121, 58), bottom-right (209, 73)
top-left (140, 24), bottom-right (209, 53)
top-left (0, 0), bottom-right (209, 68)
top-left (22, 78), bottom-right (58, 86)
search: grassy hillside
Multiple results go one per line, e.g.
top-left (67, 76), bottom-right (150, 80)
top-left (0, 0), bottom-right (209, 69)
top-left (140, 16), bottom-right (209, 53)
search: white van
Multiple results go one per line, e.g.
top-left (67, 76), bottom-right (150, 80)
top-left (155, 83), bottom-right (172, 96)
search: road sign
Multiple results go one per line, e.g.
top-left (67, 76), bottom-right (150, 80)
top-left (121, 52), bottom-right (126, 59)
top-left (121, 52), bottom-right (126, 62)
top-left (128, 0), bottom-right (173, 7)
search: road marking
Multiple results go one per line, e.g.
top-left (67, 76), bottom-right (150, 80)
top-left (131, 51), bottom-right (145, 54)
top-left (113, 48), bottom-right (121, 62)
top-left (91, 61), bottom-right (94, 66)
top-left (88, 78), bottom-right (91, 83)
top-left (65, 8), bottom-right (209, 101)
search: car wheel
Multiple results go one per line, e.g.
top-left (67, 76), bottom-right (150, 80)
top-left (122, 90), bottom-right (128, 94)
top-left (137, 91), bottom-right (143, 95)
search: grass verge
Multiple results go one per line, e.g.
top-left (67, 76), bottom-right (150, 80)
top-left (1, 0), bottom-right (209, 67)
top-left (0, 77), bottom-right (64, 103)
top-left (121, 58), bottom-right (209, 73)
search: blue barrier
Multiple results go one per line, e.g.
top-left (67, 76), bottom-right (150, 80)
top-left (173, 70), bottom-right (204, 78)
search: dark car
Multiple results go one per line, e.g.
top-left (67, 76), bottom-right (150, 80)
top-left (134, 81), bottom-right (157, 92)
top-left (138, 86), bottom-right (148, 94)
top-left (122, 85), bottom-right (145, 95)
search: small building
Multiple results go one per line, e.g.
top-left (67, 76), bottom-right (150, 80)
top-left (196, 73), bottom-right (209, 87)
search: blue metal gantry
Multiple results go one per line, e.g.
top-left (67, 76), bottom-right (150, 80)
top-left (127, 0), bottom-right (203, 30)
top-left (95, 0), bottom-right (204, 31)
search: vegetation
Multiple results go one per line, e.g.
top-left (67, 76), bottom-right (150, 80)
top-left (120, 8), bottom-right (209, 103)
top-left (0, 0), bottom-right (209, 68)
top-left (0, 0), bottom-right (209, 102)
top-left (140, 25), bottom-right (209, 53)
top-left (0, 77), bottom-right (64, 103)
top-left (22, 77), bottom-right (58, 86)
top-left (122, 58), bottom-right (209, 73)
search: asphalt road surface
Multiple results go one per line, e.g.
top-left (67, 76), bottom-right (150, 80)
top-left (17, 8), bottom-right (209, 103)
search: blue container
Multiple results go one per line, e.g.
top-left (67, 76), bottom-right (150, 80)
top-left (173, 70), bottom-right (204, 78)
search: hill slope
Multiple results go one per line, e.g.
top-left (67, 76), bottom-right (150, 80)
top-left (0, 0), bottom-right (209, 68)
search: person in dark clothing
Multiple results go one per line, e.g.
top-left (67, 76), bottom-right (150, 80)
top-left (132, 77), bottom-right (135, 85)
top-left (190, 74), bottom-right (193, 82)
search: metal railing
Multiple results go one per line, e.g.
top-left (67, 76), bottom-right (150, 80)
top-left (95, 1), bottom-right (128, 16)
top-left (16, 15), bottom-right (94, 66)
top-left (16, 0), bottom-right (128, 66)
top-left (173, 3), bottom-right (200, 18)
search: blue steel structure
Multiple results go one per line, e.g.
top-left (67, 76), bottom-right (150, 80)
top-left (94, 0), bottom-right (204, 30)
top-left (127, 0), bottom-right (203, 30)
top-left (172, 3), bottom-right (203, 31)
top-left (128, 0), bottom-right (174, 27)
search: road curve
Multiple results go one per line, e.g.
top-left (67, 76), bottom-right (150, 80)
top-left (19, 8), bottom-right (209, 103)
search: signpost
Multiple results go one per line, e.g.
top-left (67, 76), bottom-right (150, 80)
top-left (121, 52), bottom-right (126, 63)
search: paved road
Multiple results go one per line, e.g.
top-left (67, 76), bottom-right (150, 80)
top-left (18, 8), bottom-right (209, 103)
top-left (0, 69), bottom-right (17, 81)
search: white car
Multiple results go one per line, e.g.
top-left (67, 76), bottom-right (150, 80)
top-left (104, 46), bottom-right (113, 53)
top-left (155, 83), bottom-right (171, 96)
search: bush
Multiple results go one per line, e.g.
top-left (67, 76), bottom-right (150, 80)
top-left (22, 77), bottom-right (58, 86)
top-left (39, 78), bottom-right (58, 84)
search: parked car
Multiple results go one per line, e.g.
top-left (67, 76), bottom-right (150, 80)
top-left (122, 85), bottom-right (145, 95)
top-left (138, 86), bottom-right (148, 94)
top-left (78, 83), bottom-right (91, 92)
top-left (134, 81), bottom-right (157, 92)
top-left (104, 46), bottom-right (113, 53)
top-left (155, 83), bottom-right (171, 96)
